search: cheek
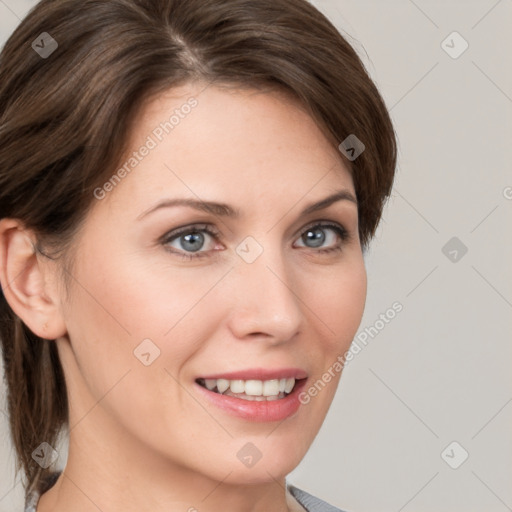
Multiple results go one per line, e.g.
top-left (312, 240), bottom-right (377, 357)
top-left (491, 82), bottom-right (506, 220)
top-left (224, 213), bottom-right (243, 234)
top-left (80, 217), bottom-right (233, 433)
top-left (59, 261), bottom-right (204, 440)
top-left (68, 248), bottom-right (224, 353)
top-left (294, 260), bottom-right (366, 426)
top-left (60, 250), bottom-right (233, 432)
top-left (309, 258), bottom-right (367, 351)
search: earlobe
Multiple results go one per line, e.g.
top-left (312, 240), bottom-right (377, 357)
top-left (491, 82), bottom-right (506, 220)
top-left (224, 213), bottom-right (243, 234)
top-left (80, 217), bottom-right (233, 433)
top-left (0, 219), bottom-right (67, 340)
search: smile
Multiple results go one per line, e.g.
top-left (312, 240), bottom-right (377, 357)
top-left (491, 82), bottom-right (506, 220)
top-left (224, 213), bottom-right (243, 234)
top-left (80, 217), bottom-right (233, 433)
top-left (194, 368), bottom-right (308, 421)
top-left (196, 377), bottom-right (298, 401)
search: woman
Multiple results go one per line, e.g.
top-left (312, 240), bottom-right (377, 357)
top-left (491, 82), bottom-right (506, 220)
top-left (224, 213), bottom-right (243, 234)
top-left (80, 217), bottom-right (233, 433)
top-left (0, 0), bottom-right (397, 510)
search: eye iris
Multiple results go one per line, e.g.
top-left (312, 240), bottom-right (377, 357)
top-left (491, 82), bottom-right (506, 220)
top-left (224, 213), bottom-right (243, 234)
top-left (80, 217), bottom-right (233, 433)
top-left (167, 224), bottom-right (340, 256)
top-left (181, 232), bottom-right (204, 252)
top-left (304, 227), bottom-right (325, 248)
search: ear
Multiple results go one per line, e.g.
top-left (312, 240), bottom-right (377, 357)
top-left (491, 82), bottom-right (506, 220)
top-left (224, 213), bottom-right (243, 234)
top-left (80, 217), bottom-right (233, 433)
top-left (0, 218), bottom-right (67, 340)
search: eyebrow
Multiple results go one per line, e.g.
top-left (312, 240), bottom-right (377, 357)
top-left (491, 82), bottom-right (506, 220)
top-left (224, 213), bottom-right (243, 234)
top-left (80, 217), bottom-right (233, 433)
top-left (137, 189), bottom-right (357, 221)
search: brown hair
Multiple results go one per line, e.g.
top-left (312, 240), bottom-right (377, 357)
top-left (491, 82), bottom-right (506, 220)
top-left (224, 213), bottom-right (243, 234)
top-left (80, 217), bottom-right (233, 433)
top-left (0, 0), bottom-right (397, 498)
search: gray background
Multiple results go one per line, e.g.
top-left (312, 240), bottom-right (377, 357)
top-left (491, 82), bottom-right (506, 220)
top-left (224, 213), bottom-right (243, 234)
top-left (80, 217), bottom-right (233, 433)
top-left (1, 1), bottom-right (511, 511)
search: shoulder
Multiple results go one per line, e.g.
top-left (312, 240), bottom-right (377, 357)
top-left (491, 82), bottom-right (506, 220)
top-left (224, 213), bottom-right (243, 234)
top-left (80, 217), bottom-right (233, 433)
top-left (287, 483), bottom-right (350, 512)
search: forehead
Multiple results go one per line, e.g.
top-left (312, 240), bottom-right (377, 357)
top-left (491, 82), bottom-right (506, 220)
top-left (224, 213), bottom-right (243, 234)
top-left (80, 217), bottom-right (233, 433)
top-left (101, 83), bottom-right (354, 213)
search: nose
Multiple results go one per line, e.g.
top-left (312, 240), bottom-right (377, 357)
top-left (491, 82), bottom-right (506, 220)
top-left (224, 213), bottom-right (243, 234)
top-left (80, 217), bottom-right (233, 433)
top-left (226, 245), bottom-right (303, 344)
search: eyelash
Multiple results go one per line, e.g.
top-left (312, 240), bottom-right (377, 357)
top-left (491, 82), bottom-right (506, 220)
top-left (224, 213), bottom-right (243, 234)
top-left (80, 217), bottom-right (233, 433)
top-left (160, 221), bottom-right (350, 261)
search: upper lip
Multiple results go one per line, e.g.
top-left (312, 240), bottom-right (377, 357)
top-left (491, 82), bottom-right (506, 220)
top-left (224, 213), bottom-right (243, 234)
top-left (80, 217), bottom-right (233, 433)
top-left (198, 368), bottom-right (308, 381)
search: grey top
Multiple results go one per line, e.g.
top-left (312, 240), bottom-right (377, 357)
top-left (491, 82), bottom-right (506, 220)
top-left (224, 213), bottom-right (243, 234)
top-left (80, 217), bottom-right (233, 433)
top-left (24, 471), bottom-right (347, 512)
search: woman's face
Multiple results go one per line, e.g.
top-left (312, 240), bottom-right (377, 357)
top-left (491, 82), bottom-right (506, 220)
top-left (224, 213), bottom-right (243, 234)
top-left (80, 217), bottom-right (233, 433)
top-left (55, 83), bottom-right (366, 485)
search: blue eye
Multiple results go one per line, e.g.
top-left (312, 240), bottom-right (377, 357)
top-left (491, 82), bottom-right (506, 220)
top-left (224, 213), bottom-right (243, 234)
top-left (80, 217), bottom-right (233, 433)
top-left (161, 221), bottom-right (349, 260)
top-left (161, 224), bottom-right (218, 260)
top-left (296, 223), bottom-right (348, 253)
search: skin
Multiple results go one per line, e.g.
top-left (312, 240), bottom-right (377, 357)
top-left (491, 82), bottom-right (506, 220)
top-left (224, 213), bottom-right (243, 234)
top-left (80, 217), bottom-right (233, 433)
top-left (0, 82), bottom-right (367, 512)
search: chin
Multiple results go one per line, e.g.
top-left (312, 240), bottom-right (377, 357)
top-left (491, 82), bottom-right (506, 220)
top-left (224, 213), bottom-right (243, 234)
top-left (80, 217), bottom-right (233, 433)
top-left (225, 437), bottom-right (309, 484)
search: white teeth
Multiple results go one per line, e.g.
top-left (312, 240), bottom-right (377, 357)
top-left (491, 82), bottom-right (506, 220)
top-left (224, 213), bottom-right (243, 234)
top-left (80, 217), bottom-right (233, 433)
top-left (201, 377), bottom-right (297, 399)
top-left (230, 379), bottom-right (245, 394)
top-left (245, 380), bottom-right (263, 396)
top-left (205, 379), bottom-right (217, 391)
top-left (284, 378), bottom-right (295, 393)
top-left (248, 395), bottom-right (266, 401)
top-left (263, 379), bottom-right (280, 396)
top-left (216, 379), bottom-right (229, 394)
top-left (224, 388), bottom-right (281, 401)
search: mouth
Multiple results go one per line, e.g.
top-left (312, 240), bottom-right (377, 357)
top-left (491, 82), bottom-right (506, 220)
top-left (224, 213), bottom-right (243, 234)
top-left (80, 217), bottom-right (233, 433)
top-left (195, 377), bottom-right (304, 401)
top-left (194, 368), bottom-right (309, 421)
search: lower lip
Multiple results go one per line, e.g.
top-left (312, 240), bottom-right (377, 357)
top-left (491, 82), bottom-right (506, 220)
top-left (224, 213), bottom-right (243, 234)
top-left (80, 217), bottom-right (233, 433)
top-left (194, 379), bottom-right (307, 422)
